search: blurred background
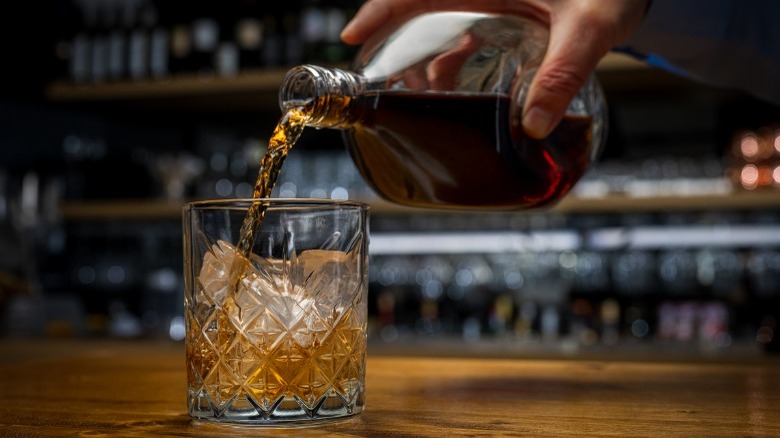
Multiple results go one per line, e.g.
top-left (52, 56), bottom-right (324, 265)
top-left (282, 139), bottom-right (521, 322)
top-left (0, 0), bottom-right (779, 360)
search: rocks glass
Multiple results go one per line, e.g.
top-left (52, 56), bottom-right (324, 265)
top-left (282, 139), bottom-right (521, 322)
top-left (183, 199), bottom-right (369, 425)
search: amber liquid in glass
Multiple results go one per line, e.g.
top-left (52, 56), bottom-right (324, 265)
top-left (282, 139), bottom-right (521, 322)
top-left (186, 279), bottom-right (366, 417)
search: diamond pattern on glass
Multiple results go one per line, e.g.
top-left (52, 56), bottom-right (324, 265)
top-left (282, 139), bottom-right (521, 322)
top-left (186, 234), bottom-right (366, 422)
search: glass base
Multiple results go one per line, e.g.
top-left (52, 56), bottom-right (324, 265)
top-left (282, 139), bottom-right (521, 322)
top-left (188, 390), bottom-right (365, 426)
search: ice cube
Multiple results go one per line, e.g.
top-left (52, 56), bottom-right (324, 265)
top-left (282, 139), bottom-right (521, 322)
top-left (197, 240), bottom-right (238, 306)
top-left (197, 241), bottom-right (358, 348)
top-left (297, 249), bottom-right (349, 278)
top-left (295, 248), bottom-right (358, 314)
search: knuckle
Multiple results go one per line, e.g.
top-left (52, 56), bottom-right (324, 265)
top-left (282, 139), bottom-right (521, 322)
top-left (535, 65), bottom-right (588, 97)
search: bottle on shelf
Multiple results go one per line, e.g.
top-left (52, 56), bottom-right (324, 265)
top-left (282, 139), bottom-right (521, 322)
top-left (189, 1), bottom-right (220, 78)
top-left (260, 13), bottom-right (282, 68)
top-left (322, 6), bottom-right (347, 63)
top-left (89, 0), bottom-right (112, 83)
top-left (52, 0), bottom-right (80, 82)
top-left (127, 0), bottom-right (153, 81)
top-left (69, 0), bottom-right (96, 84)
top-left (299, 0), bottom-right (327, 64)
top-left (148, 1), bottom-right (170, 80)
top-left (107, 0), bottom-right (130, 81)
top-left (730, 126), bottom-right (780, 191)
top-left (214, 1), bottom-right (238, 78)
top-left (234, 0), bottom-right (264, 71)
top-left (281, 8), bottom-right (303, 67)
top-left (278, 11), bottom-right (607, 210)
top-left (167, 1), bottom-right (194, 75)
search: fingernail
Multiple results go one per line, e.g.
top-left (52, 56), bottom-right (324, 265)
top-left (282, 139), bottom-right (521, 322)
top-left (523, 107), bottom-right (553, 139)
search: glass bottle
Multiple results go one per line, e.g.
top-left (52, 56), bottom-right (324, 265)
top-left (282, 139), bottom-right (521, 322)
top-left (279, 11), bottom-right (607, 210)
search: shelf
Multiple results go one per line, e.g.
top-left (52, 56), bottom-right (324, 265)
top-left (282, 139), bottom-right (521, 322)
top-left (46, 68), bottom-right (290, 103)
top-left (45, 54), bottom-right (650, 107)
top-left (59, 190), bottom-right (780, 221)
top-left (44, 69), bottom-right (291, 112)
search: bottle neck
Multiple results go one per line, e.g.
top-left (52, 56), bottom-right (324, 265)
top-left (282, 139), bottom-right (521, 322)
top-left (279, 65), bottom-right (363, 128)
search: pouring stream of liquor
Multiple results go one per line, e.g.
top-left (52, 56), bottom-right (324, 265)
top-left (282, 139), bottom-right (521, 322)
top-left (228, 104), bottom-right (312, 311)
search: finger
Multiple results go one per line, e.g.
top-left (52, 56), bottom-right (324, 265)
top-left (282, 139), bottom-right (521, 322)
top-left (521, 6), bottom-right (611, 139)
top-left (341, 0), bottom-right (433, 45)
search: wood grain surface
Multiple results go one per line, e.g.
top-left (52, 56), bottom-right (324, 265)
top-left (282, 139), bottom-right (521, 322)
top-left (1, 339), bottom-right (778, 437)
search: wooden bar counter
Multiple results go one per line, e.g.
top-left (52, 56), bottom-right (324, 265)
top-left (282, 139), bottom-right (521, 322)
top-left (1, 339), bottom-right (779, 437)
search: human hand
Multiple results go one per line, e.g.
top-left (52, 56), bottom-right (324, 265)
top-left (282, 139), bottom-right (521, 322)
top-left (341, 0), bottom-right (649, 139)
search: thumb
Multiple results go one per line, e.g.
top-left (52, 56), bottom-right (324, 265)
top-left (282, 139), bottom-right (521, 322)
top-left (521, 17), bottom-right (607, 139)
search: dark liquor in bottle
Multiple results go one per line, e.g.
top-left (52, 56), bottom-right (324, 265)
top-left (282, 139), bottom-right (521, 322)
top-left (344, 92), bottom-right (593, 209)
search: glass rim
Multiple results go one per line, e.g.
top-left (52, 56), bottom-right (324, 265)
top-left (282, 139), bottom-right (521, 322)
top-left (183, 197), bottom-right (370, 211)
